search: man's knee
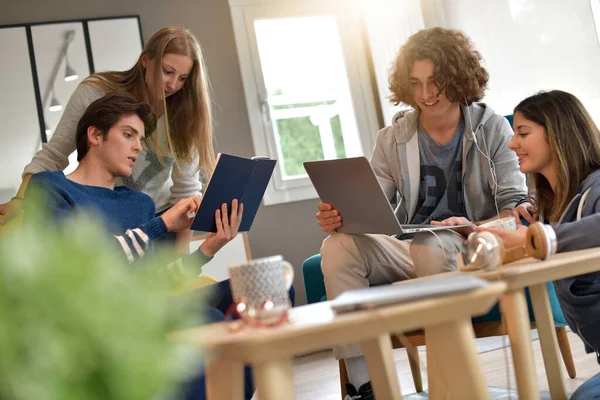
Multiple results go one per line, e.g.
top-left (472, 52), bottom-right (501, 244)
top-left (320, 233), bottom-right (358, 277)
top-left (410, 232), bottom-right (459, 277)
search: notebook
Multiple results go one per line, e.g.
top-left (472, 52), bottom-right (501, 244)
top-left (190, 153), bottom-right (276, 232)
top-left (303, 157), bottom-right (469, 235)
top-left (330, 274), bottom-right (488, 313)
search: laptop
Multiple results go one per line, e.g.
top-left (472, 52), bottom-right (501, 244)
top-left (330, 274), bottom-right (488, 313)
top-left (303, 157), bottom-right (470, 235)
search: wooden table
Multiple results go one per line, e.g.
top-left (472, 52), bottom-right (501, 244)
top-left (476, 247), bottom-right (600, 400)
top-left (170, 282), bottom-right (507, 400)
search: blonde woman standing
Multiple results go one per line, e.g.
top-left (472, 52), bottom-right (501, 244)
top-left (1, 27), bottom-right (234, 255)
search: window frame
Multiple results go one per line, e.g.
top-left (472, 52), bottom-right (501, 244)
top-left (229, 0), bottom-right (381, 205)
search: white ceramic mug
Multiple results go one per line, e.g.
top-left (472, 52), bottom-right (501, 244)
top-left (228, 255), bottom-right (294, 324)
top-left (479, 216), bottom-right (518, 231)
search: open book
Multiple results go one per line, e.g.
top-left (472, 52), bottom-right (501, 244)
top-left (190, 153), bottom-right (277, 232)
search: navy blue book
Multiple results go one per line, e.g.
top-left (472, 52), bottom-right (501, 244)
top-left (190, 153), bottom-right (277, 232)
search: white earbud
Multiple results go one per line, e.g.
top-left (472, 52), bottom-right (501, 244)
top-left (464, 103), bottom-right (501, 217)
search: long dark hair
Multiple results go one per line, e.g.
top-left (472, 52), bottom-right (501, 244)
top-left (514, 90), bottom-right (600, 222)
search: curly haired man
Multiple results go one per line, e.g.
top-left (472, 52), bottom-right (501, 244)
top-left (315, 28), bottom-right (527, 399)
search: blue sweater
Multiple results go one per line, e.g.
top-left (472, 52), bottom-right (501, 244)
top-left (26, 171), bottom-right (168, 262)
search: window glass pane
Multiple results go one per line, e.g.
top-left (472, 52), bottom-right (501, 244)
top-left (276, 117), bottom-right (323, 177)
top-left (254, 16), bottom-right (362, 180)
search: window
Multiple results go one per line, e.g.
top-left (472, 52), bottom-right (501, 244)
top-left (229, 0), bottom-right (380, 205)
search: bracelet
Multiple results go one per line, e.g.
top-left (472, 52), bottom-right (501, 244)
top-left (515, 197), bottom-right (531, 207)
top-left (10, 196), bottom-right (24, 202)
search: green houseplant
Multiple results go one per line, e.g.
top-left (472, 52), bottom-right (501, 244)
top-left (0, 208), bottom-right (203, 400)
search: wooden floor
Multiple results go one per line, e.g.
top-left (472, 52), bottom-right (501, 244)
top-left (291, 331), bottom-right (599, 399)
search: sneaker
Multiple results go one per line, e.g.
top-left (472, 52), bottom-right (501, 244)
top-left (344, 381), bottom-right (374, 400)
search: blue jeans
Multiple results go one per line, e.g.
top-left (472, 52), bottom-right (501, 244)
top-left (570, 371), bottom-right (600, 399)
top-left (179, 279), bottom-right (296, 400)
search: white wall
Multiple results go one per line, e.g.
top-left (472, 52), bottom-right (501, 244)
top-left (434, 0), bottom-right (600, 122)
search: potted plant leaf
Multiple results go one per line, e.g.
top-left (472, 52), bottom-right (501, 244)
top-left (0, 206), bottom-right (204, 400)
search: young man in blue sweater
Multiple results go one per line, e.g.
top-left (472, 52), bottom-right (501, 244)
top-left (25, 92), bottom-right (262, 400)
top-left (26, 92), bottom-right (242, 264)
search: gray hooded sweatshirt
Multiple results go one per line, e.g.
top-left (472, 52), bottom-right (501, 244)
top-left (552, 169), bottom-right (600, 356)
top-left (370, 102), bottom-right (527, 223)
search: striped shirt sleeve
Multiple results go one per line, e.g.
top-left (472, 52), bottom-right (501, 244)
top-left (113, 216), bottom-right (167, 262)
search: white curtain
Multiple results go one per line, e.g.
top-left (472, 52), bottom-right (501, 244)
top-left (361, 0), bottom-right (425, 125)
top-left (592, 0), bottom-right (600, 46)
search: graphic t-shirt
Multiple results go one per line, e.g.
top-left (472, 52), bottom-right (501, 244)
top-left (410, 118), bottom-right (466, 224)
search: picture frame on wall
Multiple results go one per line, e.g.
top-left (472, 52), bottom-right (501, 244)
top-left (0, 25), bottom-right (42, 203)
top-left (0, 15), bottom-right (144, 182)
top-left (30, 20), bottom-right (91, 173)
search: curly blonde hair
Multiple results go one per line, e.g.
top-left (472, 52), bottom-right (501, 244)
top-left (389, 27), bottom-right (489, 108)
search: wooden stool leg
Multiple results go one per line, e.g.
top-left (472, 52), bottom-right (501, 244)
top-left (339, 359), bottom-right (349, 398)
top-left (362, 334), bottom-right (402, 400)
top-left (529, 283), bottom-right (568, 400)
top-left (500, 289), bottom-right (540, 400)
top-left (426, 318), bottom-right (490, 400)
top-left (406, 344), bottom-right (423, 393)
top-left (253, 358), bottom-right (295, 400)
top-left (426, 344), bottom-right (442, 400)
top-left (556, 326), bottom-right (577, 378)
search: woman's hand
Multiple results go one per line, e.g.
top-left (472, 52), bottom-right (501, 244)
top-left (161, 196), bottom-right (200, 232)
top-left (0, 199), bottom-right (23, 224)
top-left (512, 202), bottom-right (538, 224)
top-left (199, 199), bottom-right (244, 257)
top-left (430, 216), bottom-right (476, 237)
top-left (316, 202), bottom-right (342, 234)
top-left (475, 225), bottom-right (528, 249)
